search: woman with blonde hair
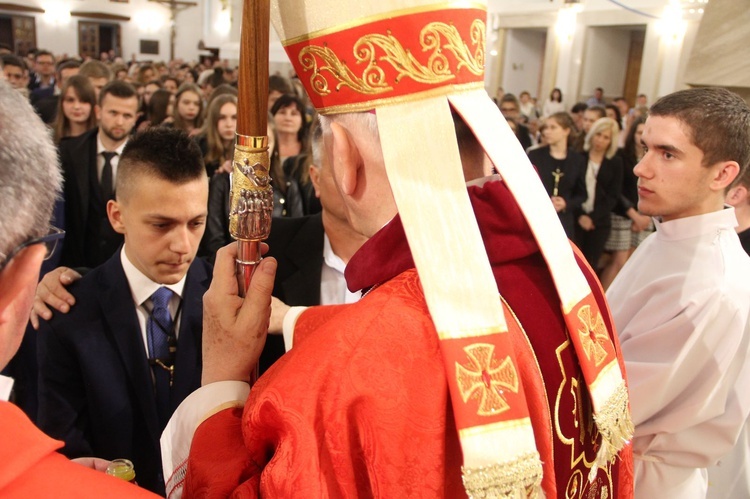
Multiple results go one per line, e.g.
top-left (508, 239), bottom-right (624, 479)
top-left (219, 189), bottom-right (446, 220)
top-left (600, 115), bottom-right (652, 289)
top-left (575, 117), bottom-right (623, 269)
top-left (52, 74), bottom-right (98, 144)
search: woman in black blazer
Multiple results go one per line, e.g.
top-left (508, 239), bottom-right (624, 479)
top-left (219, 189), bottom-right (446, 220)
top-left (575, 117), bottom-right (623, 269)
top-left (527, 112), bottom-right (587, 239)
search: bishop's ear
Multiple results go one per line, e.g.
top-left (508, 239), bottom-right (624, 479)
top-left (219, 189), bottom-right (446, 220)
top-left (329, 120), bottom-right (362, 197)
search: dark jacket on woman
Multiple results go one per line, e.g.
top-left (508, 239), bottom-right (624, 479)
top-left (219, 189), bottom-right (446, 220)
top-left (573, 152), bottom-right (624, 268)
top-left (577, 152), bottom-right (624, 229)
top-left (200, 172), bottom-right (304, 261)
top-left (527, 146), bottom-right (587, 239)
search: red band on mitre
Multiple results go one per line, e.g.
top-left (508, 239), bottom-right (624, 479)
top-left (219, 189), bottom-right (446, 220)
top-left (282, 6), bottom-right (487, 114)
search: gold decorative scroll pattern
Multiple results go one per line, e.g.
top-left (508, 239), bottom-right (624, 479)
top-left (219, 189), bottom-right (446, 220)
top-left (456, 343), bottom-right (519, 417)
top-left (577, 305), bottom-right (609, 367)
top-left (298, 19), bottom-right (485, 97)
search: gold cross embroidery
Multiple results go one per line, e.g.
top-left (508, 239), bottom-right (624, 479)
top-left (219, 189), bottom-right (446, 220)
top-left (577, 305), bottom-right (609, 367)
top-left (456, 343), bottom-right (519, 416)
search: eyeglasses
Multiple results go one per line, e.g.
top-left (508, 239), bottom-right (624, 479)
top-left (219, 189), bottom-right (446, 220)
top-left (0, 226), bottom-right (65, 273)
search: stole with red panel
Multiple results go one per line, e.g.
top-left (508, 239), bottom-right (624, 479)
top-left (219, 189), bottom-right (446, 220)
top-left (184, 178), bottom-right (633, 498)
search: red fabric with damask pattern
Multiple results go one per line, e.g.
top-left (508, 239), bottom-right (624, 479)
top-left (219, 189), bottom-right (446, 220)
top-left (292, 305), bottom-right (346, 349)
top-left (0, 401), bottom-right (157, 498)
top-left (184, 178), bottom-right (633, 498)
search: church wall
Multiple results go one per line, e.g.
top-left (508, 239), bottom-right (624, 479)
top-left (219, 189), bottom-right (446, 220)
top-left (501, 28), bottom-right (546, 98)
top-left (4, 0), bottom-right (206, 62)
top-left (579, 27), bottom-right (631, 102)
top-left (490, 0), bottom-right (703, 105)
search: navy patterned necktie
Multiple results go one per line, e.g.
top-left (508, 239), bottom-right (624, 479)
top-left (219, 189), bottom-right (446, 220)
top-left (147, 286), bottom-right (173, 427)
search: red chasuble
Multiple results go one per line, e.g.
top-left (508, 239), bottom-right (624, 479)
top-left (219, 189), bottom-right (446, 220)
top-left (0, 401), bottom-right (157, 498)
top-left (185, 179), bottom-right (633, 498)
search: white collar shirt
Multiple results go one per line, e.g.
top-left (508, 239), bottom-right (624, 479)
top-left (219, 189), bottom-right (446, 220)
top-left (120, 247), bottom-right (186, 358)
top-left (0, 375), bottom-right (13, 402)
top-left (320, 233), bottom-right (359, 306)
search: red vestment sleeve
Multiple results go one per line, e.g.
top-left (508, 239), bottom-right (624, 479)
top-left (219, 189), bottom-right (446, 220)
top-left (0, 401), bottom-right (157, 498)
top-left (184, 407), bottom-right (261, 498)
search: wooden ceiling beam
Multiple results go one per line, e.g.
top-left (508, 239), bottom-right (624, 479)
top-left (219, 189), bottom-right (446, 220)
top-left (70, 11), bottom-right (131, 22)
top-left (0, 3), bottom-right (45, 13)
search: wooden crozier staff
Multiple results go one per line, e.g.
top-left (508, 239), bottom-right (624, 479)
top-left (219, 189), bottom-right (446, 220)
top-left (230, 0), bottom-right (273, 297)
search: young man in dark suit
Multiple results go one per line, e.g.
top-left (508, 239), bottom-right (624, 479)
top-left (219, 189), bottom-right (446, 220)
top-left (58, 79), bottom-right (139, 269)
top-left (36, 128), bottom-right (210, 495)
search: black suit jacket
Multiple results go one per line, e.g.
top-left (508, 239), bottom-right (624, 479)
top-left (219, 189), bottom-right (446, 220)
top-left (258, 213), bottom-right (325, 372)
top-left (37, 252), bottom-right (210, 495)
top-left (59, 128), bottom-right (123, 268)
top-left (266, 213), bottom-right (324, 306)
top-left (515, 122), bottom-right (532, 151)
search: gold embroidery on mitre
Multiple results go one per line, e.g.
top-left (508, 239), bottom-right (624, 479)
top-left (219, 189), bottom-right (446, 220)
top-left (298, 19), bottom-right (485, 97)
top-left (456, 343), bottom-right (519, 416)
top-left (577, 305), bottom-right (609, 367)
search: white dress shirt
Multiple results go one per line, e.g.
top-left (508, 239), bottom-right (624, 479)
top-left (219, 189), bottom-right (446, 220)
top-left (320, 234), bottom-right (360, 306)
top-left (283, 233), bottom-right (359, 350)
top-left (120, 247), bottom-right (186, 357)
top-left (0, 375), bottom-right (13, 402)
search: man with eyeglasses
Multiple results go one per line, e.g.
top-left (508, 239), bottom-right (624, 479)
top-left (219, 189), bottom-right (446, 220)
top-left (27, 49), bottom-right (55, 92)
top-left (0, 228), bottom-right (64, 273)
top-left (0, 80), bottom-right (156, 496)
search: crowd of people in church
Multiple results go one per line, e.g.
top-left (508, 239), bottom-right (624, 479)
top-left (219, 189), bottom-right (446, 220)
top-left (0, 28), bottom-right (749, 499)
